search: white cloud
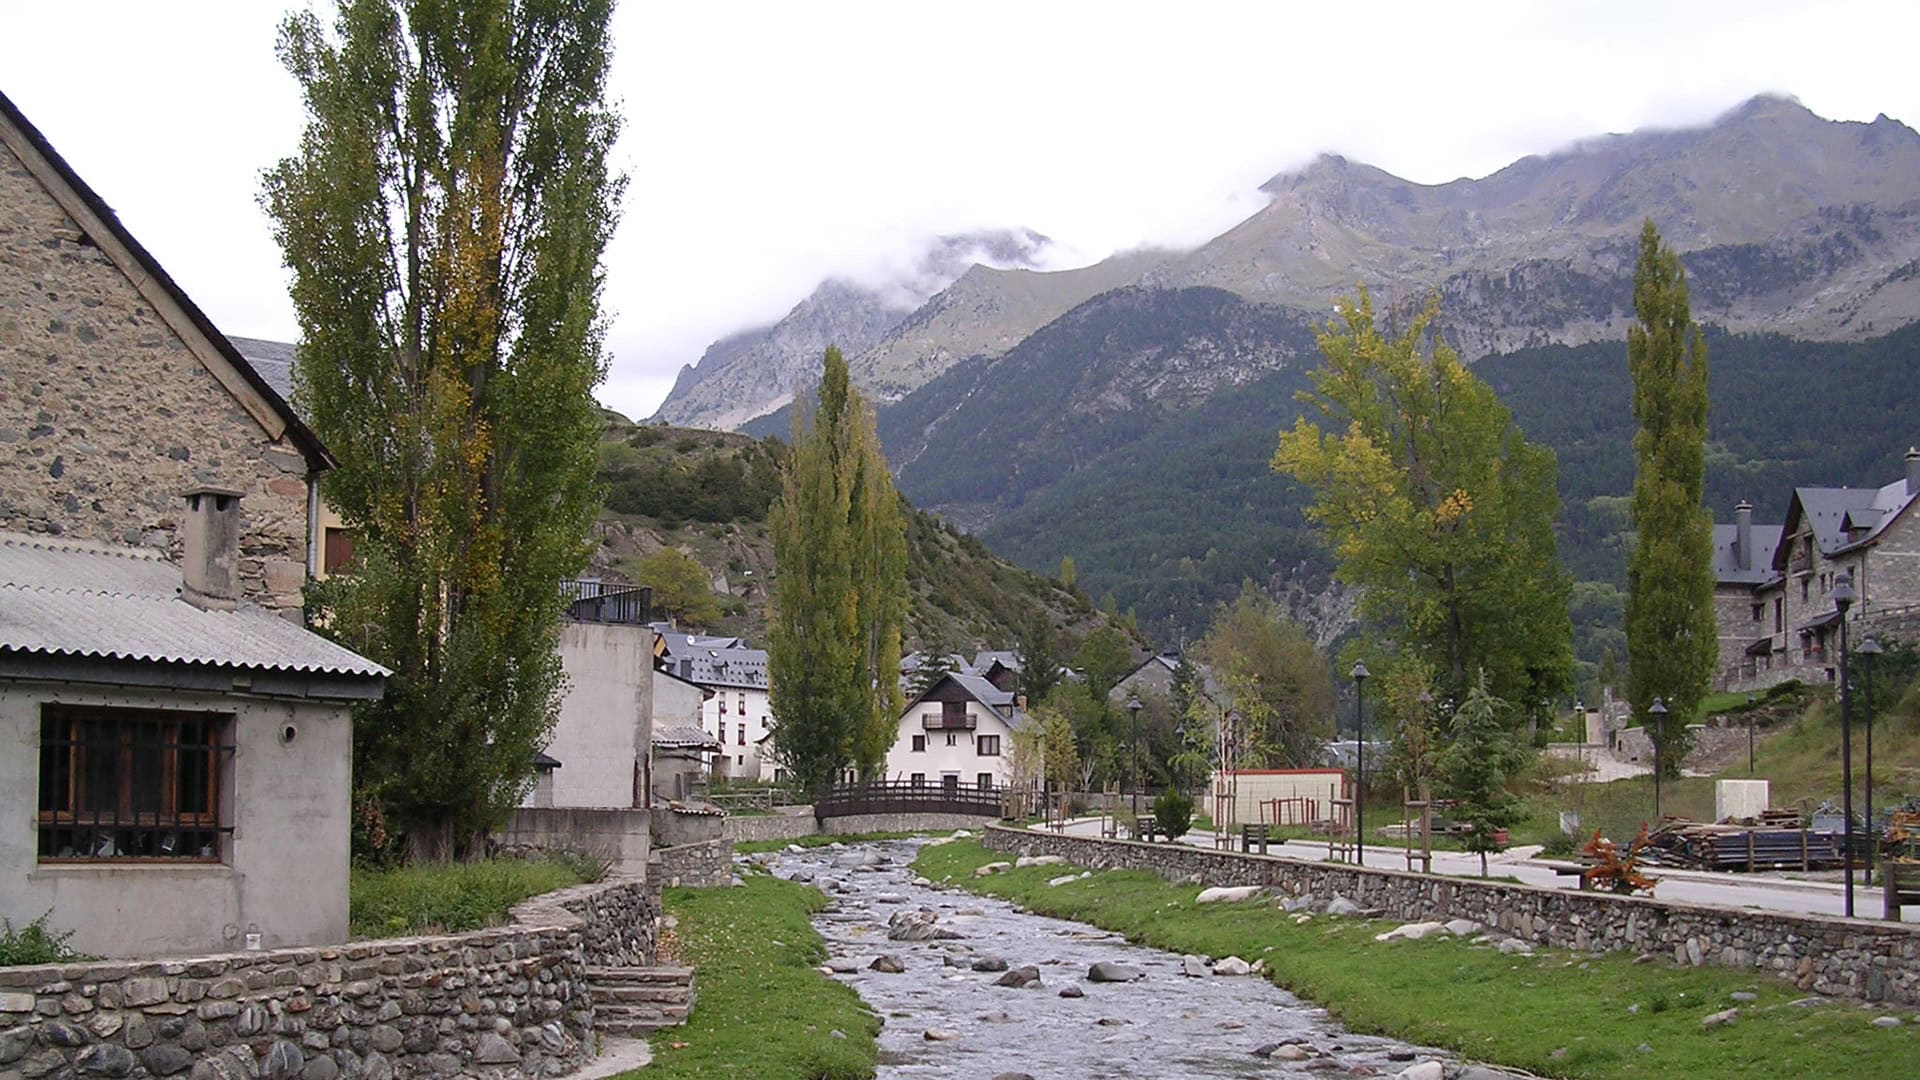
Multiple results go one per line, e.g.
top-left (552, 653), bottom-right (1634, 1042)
top-left (5, 1), bottom-right (1918, 421)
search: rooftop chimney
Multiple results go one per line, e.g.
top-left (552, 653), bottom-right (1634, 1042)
top-left (1735, 500), bottom-right (1753, 570)
top-left (181, 486), bottom-right (244, 610)
top-left (1908, 447), bottom-right (1919, 496)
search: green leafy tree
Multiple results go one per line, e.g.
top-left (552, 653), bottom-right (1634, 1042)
top-left (1059, 555), bottom-right (1076, 590)
top-left (629, 548), bottom-right (721, 627)
top-left (1273, 289), bottom-right (1572, 707)
top-left (263, 0), bottom-right (621, 861)
top-left (1074, 625), bottom-right (1134, 701)
top-left (1015, 617), bottom-right (1064, 703)
top-left (767, 348), bottom-right (907, 791)
top-left (1193, 584), bottom-right (1332, 766)
top-left (1624, 220), bottom-right (1716, 775)
top-left (1439, 674), bottom-right (1527, 876)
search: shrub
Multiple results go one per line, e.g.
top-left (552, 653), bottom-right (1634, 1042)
top-left (349, 856), bottom-right (587, 938)
top-left (0, 911), bottom-right (90, 965)
top-left (1540, 832), bottom-right (1578, 859)
top-left (1153, 789), bottom-right (1194, 840)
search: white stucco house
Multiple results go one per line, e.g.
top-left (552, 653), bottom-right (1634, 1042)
top-left (883, 672), bottom-right (1025, 791)
top-left (662, 646), bottom-right (772, 781)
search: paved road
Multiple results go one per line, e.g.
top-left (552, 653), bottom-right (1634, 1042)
top-left (1040, 819), bottom-right (1895, 923)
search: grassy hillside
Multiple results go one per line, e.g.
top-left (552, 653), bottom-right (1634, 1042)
top-left (589, 413), bottom-right (1131, 652)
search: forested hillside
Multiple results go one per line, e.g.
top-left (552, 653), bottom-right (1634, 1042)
top-left (589, 415), bottom-right (1133, 653)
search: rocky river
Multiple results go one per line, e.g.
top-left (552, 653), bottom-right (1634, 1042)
top-left (764, 839), bottom-right (1519, 1080)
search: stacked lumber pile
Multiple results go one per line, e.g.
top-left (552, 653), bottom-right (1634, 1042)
top-left (1639, 816), bottom-right (1844, 871)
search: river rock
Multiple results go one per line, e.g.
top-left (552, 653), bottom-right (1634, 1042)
top-left (1059, 984), bottom-right (1085, 998)
top-left (1394, 1062), bottom-right (1444, 1080)
top-left (1016, 855), bottom-right (1066, 868)
top-left (994, 966), bottom-right (1042, 988)
top-left (975, 862), bottom-right (1013, 877)
top-left (888, 909), bottom-right (960, 941)
top-left (872, 892), bottom-right (908, 904)
top-left (1496, 939), bottom-right (1533, 955)
top-left (1730, 991), bottom-right (1757, 1002)
top-left (1281, 894), bottom-right (1316, 912)
top-left (1701, 1007), bottom-right (1739, 1028)
top-left (1377, 921), bottom-right (1448, 942)
top-left (1211, 956), bottom-right (1252, 976)
top-left (835, 850), bottom-right (881, 868)
top-left (1872, 1016), bottom-right (1903, 1028)
top-left (993, 1074), bottom-right (1036, 1080)
top-left (971, 957), bottom-right (1009, 973)
top-left (1196, 885), bottom-right (1262, 904)
top-left (1047, 874), bottom-right (1081, 887)
top-left (923, 1028), bottom-right (958, 1041)
top-left (1254, 1043), bottom-right (1312, 1061)
top-left (1087, 961), bottom-right (1144, 983)
top-left (1182, 955), bottom-right (1209, 978)
top-left (870, 955), bottom-right (906, 973)
top-left (1443, 919), bottom-right (1483, 937)
top-left (825, 958), bottom-right (863, 973)
top-left (1326, 896), bottom-right (1363, 917)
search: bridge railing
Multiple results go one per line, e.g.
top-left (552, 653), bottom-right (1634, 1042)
top-left (814, 780), bottom-right (1005, 820)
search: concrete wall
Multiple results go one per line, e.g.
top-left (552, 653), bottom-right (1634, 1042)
top-left (652, 808), bottom-right (725, 849)
top-left (884, 701), bottom-right (1014, 788)
top-left (1, 682), bottom-right (351, 958)
top-left (983, 826), bottom-right (1920, 1005)
top-left (496, 807), bottom-right (650, 875)
top-left (542, 621), bottom-right (653, 809)
top-left (0, 876), bottom-right (658, 1078)
top-left (0, 129), bottom-right (310, 613)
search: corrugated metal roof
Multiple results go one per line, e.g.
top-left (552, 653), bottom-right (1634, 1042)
top-left (0, 531), bottom-right (387, 678)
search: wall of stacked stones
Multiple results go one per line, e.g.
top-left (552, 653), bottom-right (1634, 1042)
top-left (983, 826), bottom-right (1920, 1005)
top-left (0, 879), bottom-right (658, 1078)
top-left (652, 840), bottom-right (733, 889)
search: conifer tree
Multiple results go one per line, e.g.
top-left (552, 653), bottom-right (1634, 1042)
top-left (263, 0), bottom-right (621, 861)
top-left (1440, 675), bottom-right (1526, 876)
top-left (1624, 221), bottom-right (1716, 774)
top-left (767, 348), bottom-right (906, 791)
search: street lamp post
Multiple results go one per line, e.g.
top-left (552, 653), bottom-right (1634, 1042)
top-left (1746, 694), bottom-right (1757, 775)
top-left (1350, 661), bottom-right (1370, 868)
top-left (1860, 633), bottom-right (1884, 886)
top-left (1127, 695), bottom-right (1143, 817)
top-left (1833, 570), bottom-right (1856, 918)
top-left (1649, 698), bottom-right (1668, 820)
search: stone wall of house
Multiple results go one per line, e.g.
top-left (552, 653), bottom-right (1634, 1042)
top-left (0, 138), bottom-right (310, 613)
top-left (0, 879), bottom-right (658, 1078)
top-left (982, 826), bottom-right (1920, 1005)
top-left (1862, 496), bottom-right (1920, 610)
top-left (1713, 585), bottom-right (1766, 685)
top-left (650, 840), bottom-right (733, 889)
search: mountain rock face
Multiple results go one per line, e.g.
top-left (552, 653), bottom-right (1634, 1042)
top-left (649, 229), bottom-right (1050, 429)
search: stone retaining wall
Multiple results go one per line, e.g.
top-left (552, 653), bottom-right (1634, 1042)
top-left (496, 807), bottom-right (651, 876)
top-left (723, 810), bottom-right (819, 843)
top-left (651, 840), bottom-right (733, 889)
top-left (0, 878), bottom-right (659, 1078)
top-left (983, 825), bottom-right (1920, 1005)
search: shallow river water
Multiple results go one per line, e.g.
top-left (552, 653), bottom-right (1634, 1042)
top-left (769, 840), bottom-right (1465, 1079)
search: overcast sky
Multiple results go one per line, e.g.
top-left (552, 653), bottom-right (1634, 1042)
top-left (5, 1), bottom-right (1917, 420)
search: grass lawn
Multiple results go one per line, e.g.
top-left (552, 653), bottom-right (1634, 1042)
top-left (348, 856), bottom-right (588, 938)
top-left (914, 839), bottom-right (1918, 1079)
top-left (633, 874), bottom-right (878, 1079)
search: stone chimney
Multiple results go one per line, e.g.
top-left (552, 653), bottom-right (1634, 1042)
top-left (1015, 693), bottom-right (1028, 711)
top-left (181, 486), bottom-right (245, 610)
top-left (1907, 447), bottom-right (1919, 496)
top-left (1735, 500), bottom-right (1753, 570)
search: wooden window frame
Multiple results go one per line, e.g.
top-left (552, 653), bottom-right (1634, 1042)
top-left (977, 734), bottom-right (1001, 757)
top-left (37, 704), bottom-right (234, 863)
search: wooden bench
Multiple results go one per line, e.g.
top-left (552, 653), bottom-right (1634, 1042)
top-left (1133, 814), bottom-right (1157, 842)
top-left (1240, 823), bottom-right (1271, 854)
top-left (1886, 861), bottom-right (1920, 921)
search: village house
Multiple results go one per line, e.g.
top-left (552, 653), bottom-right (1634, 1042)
top-left (661, 644), bottom-right (772, 781)
top-left (1713, 449), bottom-right (1920, 690)
top-left (0, 91), bottom-right (385, 956)
top-left (883, 672), bottom-right (1026, 791)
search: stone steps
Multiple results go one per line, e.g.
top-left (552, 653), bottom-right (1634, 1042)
top-left (586, 966), bottom-right (696, 1036)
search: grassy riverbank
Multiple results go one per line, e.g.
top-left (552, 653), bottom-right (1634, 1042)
top-left (914, 839), bottom-right (1915, 1079)
top-left (637, 873), bottom-right (878, 1079)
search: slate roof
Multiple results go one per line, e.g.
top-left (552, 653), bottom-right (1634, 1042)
top-left (229, 337), bottom-right (296, 401)
top-left (1775, 477), bottom-right (1918, 568)
top-left (0, 531), bottom-right (388, 682)
top-left (678, 646), bottom-right (769, 690)
top-left (908, 671), bottom-right (1024, 728)
top-left (1711, 523), bottom-right (1784, 586)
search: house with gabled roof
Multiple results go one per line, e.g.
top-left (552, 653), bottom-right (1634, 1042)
top-left (0, 88), bottom-right (392, 957)
top-left (884, 671), bottom-right (1026, 792)
top-left (1713, 448), bottom-right (1920, 690)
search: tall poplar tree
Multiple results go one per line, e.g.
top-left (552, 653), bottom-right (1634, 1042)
top-left (1624, 220), bottom-right (1716, 773)
top-left (767, 348), bottom-right (907, 791)
top-left (1273, 289), bottom-right (1572, 706)
top-left (262, 0), bottom-right (621, 861)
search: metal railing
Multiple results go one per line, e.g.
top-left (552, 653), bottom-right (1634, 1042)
top-left (815, 780), bottom-right (1005, 820)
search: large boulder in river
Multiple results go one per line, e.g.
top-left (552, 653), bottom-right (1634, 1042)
top-left (887, 909), bottom-right (960, 941)
top-left (1087, 961), bottom-right (1144, 983)
top-left (994, 966), bottom-right (1043, 988)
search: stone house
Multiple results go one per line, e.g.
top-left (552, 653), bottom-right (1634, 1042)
top-left (0, 92), bottom-right (330, 614)
top-left (883, 672), bottom-right (1025, 791)
top-left (1713, 449), bottom-right (1920, 690)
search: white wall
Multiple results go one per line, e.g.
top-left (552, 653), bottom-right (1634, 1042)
top-left (883, 701), bottom-right (1015, 788)
top-left (1, 682), bottom-right (351, 958)
top-left (703, 685), bottom-right (770, 780)
top-left (542, 621), bottom-right (653, 809)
